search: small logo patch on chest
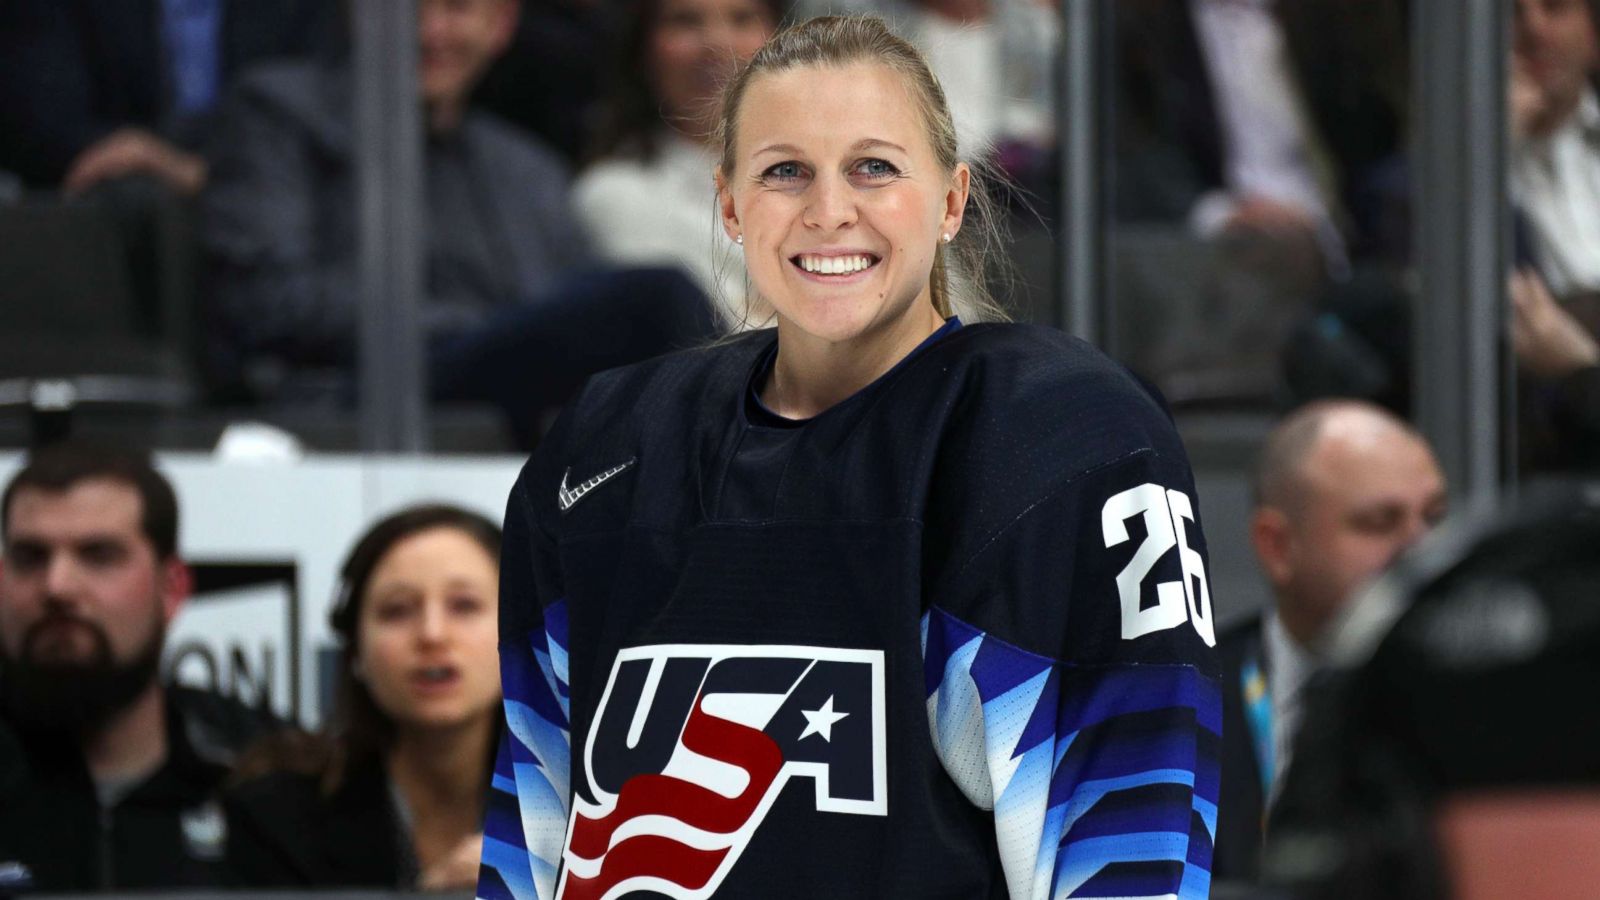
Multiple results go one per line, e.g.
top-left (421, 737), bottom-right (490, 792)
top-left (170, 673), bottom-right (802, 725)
top-left (557, 458), bottom-right (637, 512)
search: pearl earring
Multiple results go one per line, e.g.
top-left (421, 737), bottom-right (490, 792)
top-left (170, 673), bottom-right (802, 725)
top-left (940, 233), bottom-right (952, 244)
top-left (735, 235), bottom-right (744, 245)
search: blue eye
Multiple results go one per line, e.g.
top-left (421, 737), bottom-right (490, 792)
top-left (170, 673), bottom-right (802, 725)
top-left (854, 158), bottom-right (900, 179)
top-left (762, 162), bottom-right (805, 182)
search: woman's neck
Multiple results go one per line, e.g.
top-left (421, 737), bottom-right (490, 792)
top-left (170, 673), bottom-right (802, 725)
top-left (764, 302), bottom-right (946, 419)
top-left (387, 714), bottom-right (494, 829)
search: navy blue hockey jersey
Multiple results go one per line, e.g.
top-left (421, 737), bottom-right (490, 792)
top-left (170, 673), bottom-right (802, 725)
top-left (477, 323), bottom-right (1222, 900)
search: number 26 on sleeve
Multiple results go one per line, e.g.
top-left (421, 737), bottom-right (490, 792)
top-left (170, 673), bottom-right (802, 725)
top-left (1100, 483), bottom-right (1216, 647)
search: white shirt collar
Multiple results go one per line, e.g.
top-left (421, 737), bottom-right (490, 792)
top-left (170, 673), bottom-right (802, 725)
top-left (1264, 607), bottom-right (1318, 707)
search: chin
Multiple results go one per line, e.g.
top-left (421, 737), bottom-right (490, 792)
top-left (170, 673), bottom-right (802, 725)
top-left (397, 708), bottom-right (475, 733)
top-left (775, 293), bottom-right (894, 344)
top-left (787, 311), bottom-right (878, 345)
top-left (408, 697), bottom-right (499, 731)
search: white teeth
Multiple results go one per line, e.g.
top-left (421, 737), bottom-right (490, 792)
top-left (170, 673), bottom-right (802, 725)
top-left (798, 254), bottom-right (873, 274)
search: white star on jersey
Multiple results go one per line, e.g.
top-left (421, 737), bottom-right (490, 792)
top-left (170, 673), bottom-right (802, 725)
top-left (798, 695), bottom-right (849, 742)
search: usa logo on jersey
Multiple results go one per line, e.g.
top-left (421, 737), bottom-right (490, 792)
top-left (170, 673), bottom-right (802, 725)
top-left (558, 645), bottom-right (888, 900)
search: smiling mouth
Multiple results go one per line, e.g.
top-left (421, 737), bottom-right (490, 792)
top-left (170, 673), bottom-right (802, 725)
top-left (790, 253), bottom-right (881, 276)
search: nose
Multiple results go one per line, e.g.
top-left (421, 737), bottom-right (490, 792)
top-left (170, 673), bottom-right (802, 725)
top-left (1386, 512), bottom-right (1434, 567)
top-left (43, 552), bottom-right (83, 603)
top-left (803, 172), bottom-right (858, 232)
top-left (417, 599), bottom-right (449, 646)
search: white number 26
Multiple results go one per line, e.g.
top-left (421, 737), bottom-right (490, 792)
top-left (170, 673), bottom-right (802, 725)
top-left (1100, 483), bottom-right (1216, 647)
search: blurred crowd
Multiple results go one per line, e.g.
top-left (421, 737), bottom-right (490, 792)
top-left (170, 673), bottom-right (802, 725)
top-left (3, 414), bottom-right (1594, 898)
top-left (0, 0), bottom-right (1596, 470)
top-left (1, 1), bottom-right (1599, 894)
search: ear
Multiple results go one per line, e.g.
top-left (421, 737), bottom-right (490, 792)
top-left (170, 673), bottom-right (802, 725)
top-left (941, 162), bottom-right (970, 240)
top-left (1249, 507), bottom-right (1295, 590)
top-left (716, 168), bottom-right (741, 242)
top-left (159, 558), bottom-right (192, 625)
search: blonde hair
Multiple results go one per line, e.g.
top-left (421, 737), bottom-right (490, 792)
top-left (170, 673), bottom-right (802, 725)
top-left (715, 14), bottom-right (1012, 328)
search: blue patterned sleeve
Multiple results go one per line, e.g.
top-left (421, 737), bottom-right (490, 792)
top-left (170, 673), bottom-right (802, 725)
top-left (924, 451), bottom-right (1223, 900)
top-left (478, 478), bottom-right (574, 900)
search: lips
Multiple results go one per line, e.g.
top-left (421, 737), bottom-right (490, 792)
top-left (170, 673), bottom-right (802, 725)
top-left (789, 252), bottom-right (883, 281)
top-left (409, 664), bottom-right (461, 691)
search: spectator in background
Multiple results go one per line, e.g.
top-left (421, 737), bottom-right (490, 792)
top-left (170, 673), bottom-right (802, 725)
top-left (1510, 267), bottom-right (1600, 471)
top-left (202, 0), bottom-right (587, 402)
top-left (1507, 0), bottom-right (1600, 472)
top-left (224, 505), bottom-right (502, 891)
top-left (1265, 493), bottom-right (1600, 900)
top-left (1112, 0), bottom-right (1409, 404)
top-left (0, 0), bottom-right (332, 195)
top-left (792, 0), bottom-right (1058, 170)
top-left (896, 0), bottom-right (1059, 164)
top-left (1511, 0), bottom-right (1600, 304)
top-left (473, 0), bottom-right (621, 166)
top-left (204, 0), bottom-right (714, 447)
top-left (573, 0), bottom-right (781, 324)
top-left (1214, 400), bottom-right (1447, 883)
top-left (0, 442), bottom-right (280, 892)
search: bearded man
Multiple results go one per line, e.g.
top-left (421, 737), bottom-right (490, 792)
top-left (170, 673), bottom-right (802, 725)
top-left (0, 442), bottom-right (277, 892)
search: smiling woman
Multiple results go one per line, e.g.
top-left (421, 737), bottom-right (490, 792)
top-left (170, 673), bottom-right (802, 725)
top-left (480, 16), bottom-right (1222, 900)
top-left (715, 18), bottom-right (1011, 328)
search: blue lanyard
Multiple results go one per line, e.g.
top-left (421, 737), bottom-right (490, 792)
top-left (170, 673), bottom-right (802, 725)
top-left (1240, 649), bottom-right (1274, 801)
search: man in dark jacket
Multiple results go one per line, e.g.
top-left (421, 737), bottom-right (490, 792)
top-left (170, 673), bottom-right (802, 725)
top-left (0, 442), bottom-right (279, 892)
top-left (201, 0), bottom-right (718, 448)
top-left (201, 0), bottom-right (591, 403)
top-left (1214, 400), bottom-right (1446, 884)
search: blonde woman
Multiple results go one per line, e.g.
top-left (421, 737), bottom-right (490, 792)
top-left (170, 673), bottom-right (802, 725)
top-left (480, 16), bottom-right (1219, 900)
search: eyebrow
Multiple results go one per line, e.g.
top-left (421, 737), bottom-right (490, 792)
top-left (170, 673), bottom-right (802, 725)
top-left (751, 138), bottom-right (910, 158)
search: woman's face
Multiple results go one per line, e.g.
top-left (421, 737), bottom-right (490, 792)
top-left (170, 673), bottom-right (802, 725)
top-left (355, 526), bottom-right (500, 734)
top-left (719, 62), bottom-right (968, 344)
top-left (648, 0), bottom-right (775, 137)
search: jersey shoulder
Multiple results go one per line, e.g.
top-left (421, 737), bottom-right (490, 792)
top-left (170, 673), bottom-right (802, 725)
top-left (926, 322), bottom-right (1187, 491)
top-left (916, 324), bottom-right (1200, 590)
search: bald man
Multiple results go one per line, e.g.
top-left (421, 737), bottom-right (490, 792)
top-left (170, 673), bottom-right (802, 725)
top-left (1212, 400), bottom-right (1448, 883)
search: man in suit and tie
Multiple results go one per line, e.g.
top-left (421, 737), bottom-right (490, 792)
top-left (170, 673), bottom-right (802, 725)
top-left (1212, 399), bottom-right (1447, 882)
top-left (1110, 0), bottom-right (1410, 405)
